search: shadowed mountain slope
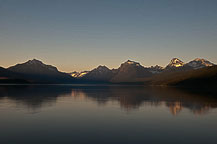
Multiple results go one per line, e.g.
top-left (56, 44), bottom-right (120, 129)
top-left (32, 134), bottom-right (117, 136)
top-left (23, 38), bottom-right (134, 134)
top-left (111, 60), bottom-right (153, 83)
top-left (139, 65), bottom-right (217, 87)
top-left (7, 59), bottom-right (75, 83)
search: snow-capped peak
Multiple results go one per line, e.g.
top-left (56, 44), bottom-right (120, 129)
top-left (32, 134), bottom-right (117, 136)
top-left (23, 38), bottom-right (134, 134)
top-left (124, 60), bottom-right (140, 66)
top-left (194, 58), bottom-right (203, 61)
top-left (186, 58), bottom-right (215, 69)
top-left (167, 58), bottom-right (184, 68)
top-left (126, 60), bottom-right (135, 64)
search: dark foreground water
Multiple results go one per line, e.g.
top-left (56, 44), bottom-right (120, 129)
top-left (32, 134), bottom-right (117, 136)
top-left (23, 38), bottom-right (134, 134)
top-left (0, 85), bottom-right (217, 144)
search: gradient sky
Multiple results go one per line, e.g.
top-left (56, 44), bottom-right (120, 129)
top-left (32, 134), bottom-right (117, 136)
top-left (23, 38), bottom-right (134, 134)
top-left (0, 0), bottom-right (217, 72)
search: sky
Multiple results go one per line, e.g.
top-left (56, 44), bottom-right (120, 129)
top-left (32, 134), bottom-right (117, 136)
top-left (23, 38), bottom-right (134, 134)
top-left (0, 0), bottom-right (217, 72)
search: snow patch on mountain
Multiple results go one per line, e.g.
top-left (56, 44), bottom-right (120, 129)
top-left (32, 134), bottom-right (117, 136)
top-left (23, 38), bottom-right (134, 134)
top-left (70, 71), bottom-right (89, 78)
top-left (186, 58), bottom-right (215, 69)
top-left (148, 65), bottom-right (164, 74)
top-left (125, 60), bottom-right (141, 66)
top-left (166, 58), bottom-right (185, 68)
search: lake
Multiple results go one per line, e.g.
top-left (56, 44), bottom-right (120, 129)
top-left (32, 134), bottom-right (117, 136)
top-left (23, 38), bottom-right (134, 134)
top-left (0, 85), bottom-right (217, 144)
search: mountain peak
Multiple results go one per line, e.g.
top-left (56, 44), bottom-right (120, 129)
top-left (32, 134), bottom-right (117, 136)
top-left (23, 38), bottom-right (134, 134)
top-left (170, 58), bottom-right (183, 63)
top-left (167, 58), bottom-right (184, 68)
top-left (96, 65), bottom-right (110, 70)
top-left (82, 65), bottom-right (113, 82)
top-left (186, 58), bottom-right (215, 69)
top-left (26, 59), bottom-right (43, 65)
top-left (194, 58), bottom-right (204, 61)
top-left (90, 65), bottom-right (111, 73)
top-left (193, 58), bottom-right (212, 63)
top-left (123, 60), bottom-right (140, 66)
top-left (8, 59), bottom-right (59, 74)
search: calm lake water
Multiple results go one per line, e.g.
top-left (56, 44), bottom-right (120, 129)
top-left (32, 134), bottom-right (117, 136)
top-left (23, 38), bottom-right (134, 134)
top-left (0, 85), bottom-right (217, 144)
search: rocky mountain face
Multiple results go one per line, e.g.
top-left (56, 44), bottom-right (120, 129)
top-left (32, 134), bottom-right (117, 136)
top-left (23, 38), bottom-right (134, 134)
top-left (81, 65), bottom-right (114, 82)
top-left (185, 58), bottom-right (215, 69)
top-left (0, 67), bottom-right (30, 83)
top-left (7, 59), bottom-right (74, 83)
top-left (110, 60), bottom-right (153, 83)
top-left (144, 65), bottom-right (217, 87)
top-left (8, 59), bottom-right (59, 75)
top-left (165, 58), bottom-right (185, 69)
top-left (148, 65), bottom-right (164, 74)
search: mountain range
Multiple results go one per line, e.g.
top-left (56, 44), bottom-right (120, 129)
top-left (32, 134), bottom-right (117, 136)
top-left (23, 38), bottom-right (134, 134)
top-left (0, 58), bottom-right (216, 87)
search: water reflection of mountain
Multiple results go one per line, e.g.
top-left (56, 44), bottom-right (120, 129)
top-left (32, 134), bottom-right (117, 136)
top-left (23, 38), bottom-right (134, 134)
top-left (0, 85), bottom-right (217, 115)
top-left (0, 85), bottom-right (72, 111)
top-left (75, 86), bottom-right (217, 115)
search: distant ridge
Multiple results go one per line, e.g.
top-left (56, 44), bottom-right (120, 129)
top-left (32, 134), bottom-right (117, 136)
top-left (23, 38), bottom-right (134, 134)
top-left (0, 58), bottom-right (216, 86)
